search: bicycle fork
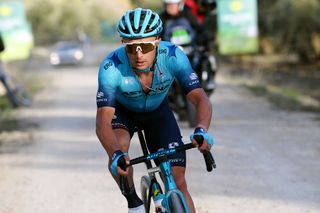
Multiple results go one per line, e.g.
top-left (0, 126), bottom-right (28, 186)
top-left (159, 160), bottom-right (189, 213)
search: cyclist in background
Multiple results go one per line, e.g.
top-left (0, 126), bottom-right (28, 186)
top-left (95, 8), bottom-right (214, 213)
top-left (160, 0), bottom-right (205, 46)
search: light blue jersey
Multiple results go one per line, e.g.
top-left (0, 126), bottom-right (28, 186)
top-left (96, 41), bottom-right (201, 112)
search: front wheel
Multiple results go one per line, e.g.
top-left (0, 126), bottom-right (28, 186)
top-left (141, 175), bottom-right (152, 212)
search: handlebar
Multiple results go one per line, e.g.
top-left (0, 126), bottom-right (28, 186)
top-left (123, 139), bottom-right (216, 172)
top-left (193, 135), bottom-right (216, 172)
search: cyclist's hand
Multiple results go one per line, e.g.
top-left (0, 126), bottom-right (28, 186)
top-left (109, 150), bottom-right (129, 177)
top-left (190, 127), bottom-right (214, 152)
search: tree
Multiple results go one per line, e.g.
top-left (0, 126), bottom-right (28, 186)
top-left (259, 0), bottom-right (320, 62)
top-left (24, 0), bottom-right (132, 44)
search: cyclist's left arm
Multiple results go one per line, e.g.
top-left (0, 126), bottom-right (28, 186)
top-left (187, 88), bottom-right (213, 152)
top-left (170, 46), bottom-right (213, 151)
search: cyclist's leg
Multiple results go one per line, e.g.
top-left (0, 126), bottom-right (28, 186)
top-left (171, 166), bottom-right (196, 213)
top-left (142, 100), bottom-right (196, 212)
top-left (110, 104), bottom-right (144, 210)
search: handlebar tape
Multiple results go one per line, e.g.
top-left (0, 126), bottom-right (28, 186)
top-left (193, 135), bottom-right (216, 172)
top-left (118, 157), bottom-right (130, 194)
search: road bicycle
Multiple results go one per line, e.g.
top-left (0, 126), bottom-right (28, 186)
top-left (120, 129), bottom-right (216, 213)
top-left (0, 63), bottom-right (31, 108)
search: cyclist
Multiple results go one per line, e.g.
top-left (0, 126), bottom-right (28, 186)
top-left (160, 0), bottom-right (204, 46)
top-left (96, 8), bottom-right (214, 213)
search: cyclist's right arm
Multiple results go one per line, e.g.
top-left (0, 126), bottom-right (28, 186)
top-left (95, 58), bottom-right (128, 176)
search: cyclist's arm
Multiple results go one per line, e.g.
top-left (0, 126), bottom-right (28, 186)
top-left (186, 88), bottom-right (212, 131)
top-left (96, 106), bottom-right (119, 157)
top-left (169, 45), bottom-right (213, 149)
top-left (95, 57), bottom-right (121, 158)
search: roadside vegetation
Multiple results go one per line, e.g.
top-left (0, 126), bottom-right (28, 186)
top-left (24, 0), bottom-right (161, 45)
top-left (1, 0), bottom-right (320, 131)
top-left (225, 0), bottom-right (320, 114)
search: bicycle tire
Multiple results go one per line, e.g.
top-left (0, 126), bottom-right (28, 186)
top-left (2, 75), bottom-right (31, 108)
top-left (168, 192), bottom-right (186, 213)
top-left (140, 175), bottom-right (152, 212)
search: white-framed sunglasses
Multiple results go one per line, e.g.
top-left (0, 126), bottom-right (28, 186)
top-left (123, 40), bottom-right (158, 54)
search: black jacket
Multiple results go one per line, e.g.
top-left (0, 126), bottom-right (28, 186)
top-left (160, 8), bottom-right (209, 46)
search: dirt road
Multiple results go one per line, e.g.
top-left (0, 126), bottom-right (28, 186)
top-left (0, 66), bottom-right (319, 213)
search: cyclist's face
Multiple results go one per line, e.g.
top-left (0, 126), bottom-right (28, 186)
top-left (166, 3), bottom-right (180, 16)
top-left (123, 36), bottom-right (160, 71)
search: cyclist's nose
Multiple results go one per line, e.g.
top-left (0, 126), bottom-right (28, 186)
top-left (136, 50), bottom-right (143, 58)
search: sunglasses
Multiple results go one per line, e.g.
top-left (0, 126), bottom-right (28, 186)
top-left (123, 40), bottom-right (158, 54)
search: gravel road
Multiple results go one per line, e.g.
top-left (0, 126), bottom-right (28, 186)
top-left (0, 65), bottom-right (319, 213)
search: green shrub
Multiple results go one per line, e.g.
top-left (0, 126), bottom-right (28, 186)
top-left (259, 0), bottom-right (320, 62)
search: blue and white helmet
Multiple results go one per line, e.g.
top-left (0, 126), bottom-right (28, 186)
top-left (118, 8), bottom-right (163, 38)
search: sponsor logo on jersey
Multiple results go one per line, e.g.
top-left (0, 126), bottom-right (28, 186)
top-left (189, 73), bottom-right (198, 80)
top-left (104, 61), bottom-right (113, 70)
top-left (97, 91), bottom-right (104, 98)
top-left (159, 49), bottom-right (167, 54)
top-left (122, 90), bottom-right (143, 97)
top-left (168, 142), bottom-right (179, 149)
top-left (189, 80), bottom-right (200, 86)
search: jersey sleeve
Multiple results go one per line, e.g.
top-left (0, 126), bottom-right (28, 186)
top-left (96, 59), bottom-right (121, 108)
top-left (170, 45), bottom-right (201, 94)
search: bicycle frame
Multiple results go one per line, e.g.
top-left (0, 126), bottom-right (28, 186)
top-left (122, 129), bottom-right (215, 212)
top-left (135, 129), bottom-right (190, 213)
top-left (146, 149), bottom-right (189, 212)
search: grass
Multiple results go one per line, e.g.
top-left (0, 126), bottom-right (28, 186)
top-left (245, 84), bottom-right (320, 113)
top-left (0, 95), bottom-right (11, 109)
top-left (224, 54), bottom-right (320, 114)
top-left (0, 61), bottom-right (46, 134)
top-left (0, 109), bottom-right (20, 132)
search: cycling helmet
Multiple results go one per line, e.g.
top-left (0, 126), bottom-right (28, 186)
top-left (118, 8), bottom-right (163, 38)
top-left (163, 0), bottom-right (185, 11)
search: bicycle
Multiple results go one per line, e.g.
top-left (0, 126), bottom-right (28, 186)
top-left (0, 62), bottom-right (32, 108)
top-left (119, 129), bottom-right (216, 213)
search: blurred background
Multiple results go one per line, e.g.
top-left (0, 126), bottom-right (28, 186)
top-left (0, 1), bottom-right (319, 212)
top-left (0, 0), bottom-right (318, 112)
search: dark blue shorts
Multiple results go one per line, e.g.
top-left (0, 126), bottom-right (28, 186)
top-left (112, 99), bottom-right (186, 167)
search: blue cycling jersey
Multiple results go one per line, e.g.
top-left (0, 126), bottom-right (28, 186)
top-left (96, 41), bottom-right (201, 112)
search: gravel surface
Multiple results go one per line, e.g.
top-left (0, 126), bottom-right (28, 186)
top-left (0, 66), bottom-right (319, 213)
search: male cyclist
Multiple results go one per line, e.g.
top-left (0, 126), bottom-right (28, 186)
top-left (96, 8), bottom-right (214, 213)
top-left (160, 0), bottom-right (217, 93)
top-left (160, 0), bottom-right (203, 46)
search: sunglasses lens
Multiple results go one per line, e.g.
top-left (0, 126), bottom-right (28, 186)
top-left (125, 43), bottom-right (155, 54)
top-left (140, 43), bottom-right (155, 54)
top-left (125, 44), bottom-right (135, 54)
